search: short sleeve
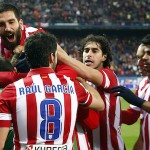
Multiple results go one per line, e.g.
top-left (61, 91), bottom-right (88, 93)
top-left (0, 85), bottom-right (16, 127)
top-left (74, 80), bottom-right (92, 107)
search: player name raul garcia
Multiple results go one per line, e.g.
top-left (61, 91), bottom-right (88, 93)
top-left (19, 84), bottom-right (75, 95)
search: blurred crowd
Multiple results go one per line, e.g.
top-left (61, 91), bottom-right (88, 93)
top-left (110, 36), bottom-right (140, 76)
top-left (1, 0), bottom-right (147, 76)
top-left (2, 0), bottom-right (150, 26)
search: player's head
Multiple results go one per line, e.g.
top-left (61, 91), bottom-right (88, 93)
top-left (24, 32), bottom-right (57, 70)
top-left (80, 34), bottom-right (112, 69)
top-left (0, 56), bottom-right (14, 71)
top-left (136, 44), bottom-right (147, 76)
top-left (137, 34), bottom-right (150, 76)
top-left (0, 3), bottom-right (23, 50)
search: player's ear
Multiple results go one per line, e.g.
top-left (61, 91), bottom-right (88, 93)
top-left (102, 54), bottom-right (107, 61)
top-left (49, 53), bottom-right (55, 64)
top-left (19, 19), bottom-right (24, 30)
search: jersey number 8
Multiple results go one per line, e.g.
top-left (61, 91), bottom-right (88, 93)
top-left (40, 98), bottom-right (62, 140)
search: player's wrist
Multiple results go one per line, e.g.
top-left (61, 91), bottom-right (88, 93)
top-left (135, 97), bottom-right (146, 108)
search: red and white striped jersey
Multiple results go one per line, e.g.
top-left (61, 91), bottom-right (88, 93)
top-left (121, 76), bottom-right (150, 150)
top-left (74, 108), bottom-right (99, 150)
top-left (75, 67), bottom-right (125, 150)
top-left (0, 25), bottom-right (44, 58)
top-left (136, 77), bottom-right (150, 150)
top-left (89, 67), bottom-right (125, 150)
top-left (0, 68), bottom-right (93, 150)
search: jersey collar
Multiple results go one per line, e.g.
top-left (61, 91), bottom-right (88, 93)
top-left (27, 67), bottom-right (55, 77)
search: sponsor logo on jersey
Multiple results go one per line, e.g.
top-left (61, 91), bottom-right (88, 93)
top-left (26, 144), bottom-right (67, 150)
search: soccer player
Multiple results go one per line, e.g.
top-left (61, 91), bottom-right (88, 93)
top-left (0, 3), bottom-right (44, 72)
top-left (0, 32), bottom-right (104, 150)
top-left (58, 34), bottom-right (125, 150)
top-left (112, 34), bottom-right (150, 150)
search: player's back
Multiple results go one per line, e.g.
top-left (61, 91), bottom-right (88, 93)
top-left (4, 71), bottom-right (79, 149)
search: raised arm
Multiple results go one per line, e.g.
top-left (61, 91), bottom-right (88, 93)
top-left (111, 86), bottom-right (149, 112)
top-left (142, 101), bottom-right (150, 113)
top-left (57, 44), bottom-right (103, 86)
top-left (78, 77), bottom-right (104, 111)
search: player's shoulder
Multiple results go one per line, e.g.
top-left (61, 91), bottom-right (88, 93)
top-left (139, 76), bottom-right (149, 86)
top-left (55, 73), bottom-right (73, 82)
top-left (142, 76), bottom-right (149, 82)
top-left (0, 75), bottom-right (29, 99)
top-left (55, 73), bottom-right (80, 88)
top-left (100, 67), bottom-right (114, 73)
top-left (24, 25), bottom-right (45, 34)
top-left (0, 83), bottom-right (16, 100)
top-left (100, 67), bottom-right (117, 78)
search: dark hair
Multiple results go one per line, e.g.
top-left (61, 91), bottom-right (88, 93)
top-left (141, 34), bottom-right (150, 45)
top-left (0, 3), bottom-right (20, 21)
top-left (25, 32), bottom-right (57, 68)
top-left (0, 56), bottom-right (14, 71)
top-left (80, 34), bottom-right (112, 67)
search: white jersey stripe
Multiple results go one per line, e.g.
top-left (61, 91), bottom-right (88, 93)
top-left (0, 113), bottom-right (11, 120)
top-left (64, 75), bottom-right (78, 149)
top-left (76, 123), bottom-right (89, 150)
top-left (32, 74), bottom-right (46, 144)
top-left (14, 79), bottom-right (28, 144)
top-left (102, 71), bottom-right (110, 88)
top-left (48, 73), bottom-right (65, 145)
top-left (25, 26), bottom-right (40, 37)
top-left (93, 126), bottom-right (100, 150)
top-left (115, 97), bottom-right (124, 150)
top-left (105, 93), bottom-right (113, 150)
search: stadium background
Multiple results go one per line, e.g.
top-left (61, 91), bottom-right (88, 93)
top-left (3, 0), bottom-right (150, 79)
top-left (5, 0), bottom-right (149, 85)
top-left (2, 0), bottom-right (149, 149)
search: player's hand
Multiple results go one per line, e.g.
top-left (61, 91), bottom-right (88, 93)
top-left (111, 86), bottom-right (145, 108)
top-left (13, 45), bottom-right (24, 54)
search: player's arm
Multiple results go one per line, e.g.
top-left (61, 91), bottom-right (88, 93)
top-left (0, 127), bottom-right (10, 150)
top-left (111, 86), bottom-right (147, 110)
top-left (77, 78), bottom-right (104, 111)
top-left (0, 71), bottom-right (27, 88)
top-left (76, 82), bottom-right (103, 128)
top-left (142, 101), bottom-right (150, 113)
top-left (57, 44), bottom-right (103, 86)
top-left (0, 86), bottom-right (14, 149)
top-left (0, 72), bottom-right (16, 88)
